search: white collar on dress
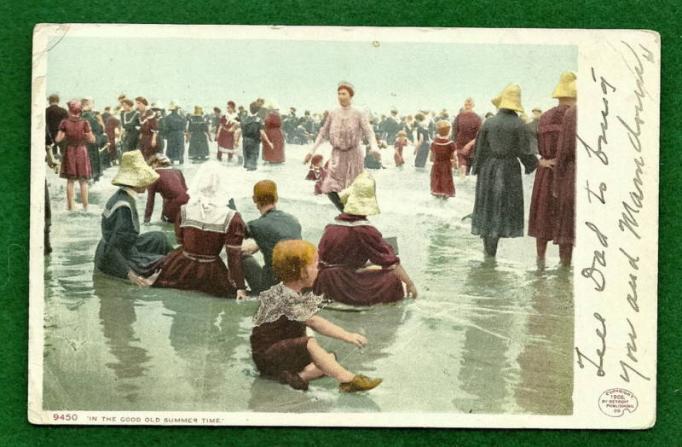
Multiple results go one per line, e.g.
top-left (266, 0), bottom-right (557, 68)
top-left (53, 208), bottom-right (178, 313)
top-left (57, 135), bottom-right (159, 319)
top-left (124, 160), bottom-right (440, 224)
top-left (123, 187), bottom-right (138, 199)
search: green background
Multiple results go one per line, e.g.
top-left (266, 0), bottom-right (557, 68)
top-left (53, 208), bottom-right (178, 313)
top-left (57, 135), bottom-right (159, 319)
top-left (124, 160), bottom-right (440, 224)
top-left (1, 1), bottom-right (679, 445)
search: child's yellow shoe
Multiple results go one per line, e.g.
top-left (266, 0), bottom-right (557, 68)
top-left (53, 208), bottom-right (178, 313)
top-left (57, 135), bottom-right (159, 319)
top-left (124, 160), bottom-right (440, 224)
top-left (339, 375), bottom-right (382, 393)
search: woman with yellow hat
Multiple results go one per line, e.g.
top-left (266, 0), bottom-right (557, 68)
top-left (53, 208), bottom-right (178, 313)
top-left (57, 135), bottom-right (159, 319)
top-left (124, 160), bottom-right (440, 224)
top-left (471, 84), bottom-right (539, 257)
top-left (553, 104), bottom-right (577, 267)
top-left (313, 172), bottom-right (418, 305)
top-left (94, 150), bottom-right (173, 286)
top-left (187, 105), bottom-right (211, 161)
top-left (528, 72), bottom-right (577, 266)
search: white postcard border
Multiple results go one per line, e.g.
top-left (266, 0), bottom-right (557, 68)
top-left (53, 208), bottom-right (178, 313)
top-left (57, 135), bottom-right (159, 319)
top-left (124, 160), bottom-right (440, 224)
top-left (28, 24), bottom-right (660, 429)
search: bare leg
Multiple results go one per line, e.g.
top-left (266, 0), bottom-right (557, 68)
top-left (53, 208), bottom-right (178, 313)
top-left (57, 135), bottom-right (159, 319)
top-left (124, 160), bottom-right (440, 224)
top-left (66, 179), bottom-right (75, 210)
top-left (536, 238), bottom-right (549, 259)
top-left (307, 338), bottom-right (354, 383)
top-left (298, 362), bottom-right (326, 382)
top-left (459, 165), bottom-right (467, 177)
top-left (559, 244), bottom-right (573, 267)
top-left (79, 179), bottom-right (89, 210)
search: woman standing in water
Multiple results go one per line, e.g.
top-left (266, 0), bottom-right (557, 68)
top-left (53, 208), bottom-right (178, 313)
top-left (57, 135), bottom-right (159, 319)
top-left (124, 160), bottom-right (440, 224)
top-left (104, 106), bottom-right (121, 165)
top-left (80, 98), bottom-right (104, 183)
top-left (94, 150), bottom-right (173, 285)
top-left (413, 113), bottom-right (431, 169)
top-left (216, 101), bottom-right (239, 163)
top-left (120, 98), bottom-right (140, 153)
top-left (430, 120), bottom-right (457, 199)
top-left (553, 104), bottom-right (577, 267)
top-left (471, 84), bottom-right (538, 257)
top-left (136, 96), bottom-right (159, 160)
top-left (163, 101), bottom-right (186, 164)
top-left (187, 106), bottom-right (211, 161)
top-left (528, 72), bottom-right (577, 266)
top-left (452, 97), bottom-right (482, 177)
top-left (393, 130), bottom-right (408, 167)
top-left (54, 100), bottom-right (94, 211)
top-left (305, 81), bottom-right (379, 212)
top-left (263, 103), bottom-right (285, 164)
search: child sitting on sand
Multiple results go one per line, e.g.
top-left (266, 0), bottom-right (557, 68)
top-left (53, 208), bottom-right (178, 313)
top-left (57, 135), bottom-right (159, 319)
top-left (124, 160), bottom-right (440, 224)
top-left (250, 239), bottom-right (383, 392)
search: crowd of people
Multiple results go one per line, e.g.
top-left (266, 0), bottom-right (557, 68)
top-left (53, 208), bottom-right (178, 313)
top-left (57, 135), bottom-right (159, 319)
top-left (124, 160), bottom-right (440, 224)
top-left (43, 72), bottom-right (577, 393)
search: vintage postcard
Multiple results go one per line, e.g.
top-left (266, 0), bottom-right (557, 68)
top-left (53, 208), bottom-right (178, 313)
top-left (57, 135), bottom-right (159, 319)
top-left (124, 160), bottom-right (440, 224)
top-left (28, 24), bottom-right (659, 428)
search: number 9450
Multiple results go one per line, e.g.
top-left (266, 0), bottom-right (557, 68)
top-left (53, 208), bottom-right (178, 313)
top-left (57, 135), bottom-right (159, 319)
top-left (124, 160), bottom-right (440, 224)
top-left (52, 413), bottom-right (78, 422)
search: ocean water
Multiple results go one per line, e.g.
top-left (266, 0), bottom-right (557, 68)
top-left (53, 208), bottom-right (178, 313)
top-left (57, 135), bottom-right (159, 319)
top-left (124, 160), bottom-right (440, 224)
top-left (42, 142), bottom-right (573, 414)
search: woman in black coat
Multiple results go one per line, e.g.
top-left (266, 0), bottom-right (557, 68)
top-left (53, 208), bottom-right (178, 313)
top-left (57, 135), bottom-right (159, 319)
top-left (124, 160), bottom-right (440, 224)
top-left (471, 84), bottom-right (538, 257)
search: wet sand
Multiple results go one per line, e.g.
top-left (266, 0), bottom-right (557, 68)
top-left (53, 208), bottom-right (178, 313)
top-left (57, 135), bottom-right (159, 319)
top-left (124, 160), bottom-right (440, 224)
top-left (42, 143), bottom-right (573, 414)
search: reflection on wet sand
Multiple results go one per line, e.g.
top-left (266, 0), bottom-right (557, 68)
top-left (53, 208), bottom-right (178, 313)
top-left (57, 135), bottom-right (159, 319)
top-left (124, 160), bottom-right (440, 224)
top-left (453, 259), bottom-right (527, 413)
top-left (247, 305), bottom-right (403, 412)
top-left (95, 274), bottom-right (151, 403)
top-left (453, 259), bottom-right (573, 414)
top-left (160, 293), bottom-right (241, 403)
top-left (515, 269), bottom-right (574, 414)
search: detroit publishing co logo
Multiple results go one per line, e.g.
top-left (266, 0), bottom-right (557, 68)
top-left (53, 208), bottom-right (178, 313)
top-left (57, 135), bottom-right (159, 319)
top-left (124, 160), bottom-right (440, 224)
top-left (598, 388), bottom-right (639, 417)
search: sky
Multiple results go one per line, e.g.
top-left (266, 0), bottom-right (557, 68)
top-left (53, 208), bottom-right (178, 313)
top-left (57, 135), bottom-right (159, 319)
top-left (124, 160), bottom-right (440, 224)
top-left (46, 36), bottom-right (577, 116)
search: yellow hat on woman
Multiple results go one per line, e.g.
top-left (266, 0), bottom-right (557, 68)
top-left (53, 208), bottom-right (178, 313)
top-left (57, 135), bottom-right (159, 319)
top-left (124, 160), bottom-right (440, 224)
top-left (496, 83), bottom-right (524, 112)
top-left (339, 171), bottom-right (380, 216)
top-left (491, 94), bottom-right (502, 109)
top-left (193, 105), bottom-right (204, 116)
top-left (112, 150), bottom-right (159, 188)
top-left (552, 71), bottom-right (577, 99)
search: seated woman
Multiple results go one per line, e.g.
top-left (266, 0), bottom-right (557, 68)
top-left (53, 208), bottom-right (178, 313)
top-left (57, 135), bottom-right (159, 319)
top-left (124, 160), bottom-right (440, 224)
top-left (94, 150), bottom-right (173, 286)
top-left (143, 154), bottom-right (190, 224)
top-left (313, 171), bottom-right (418, 305)
top-left (153, 162), bottom-right (248, 299)
top-left (251, 239), bottom-right (382, 392)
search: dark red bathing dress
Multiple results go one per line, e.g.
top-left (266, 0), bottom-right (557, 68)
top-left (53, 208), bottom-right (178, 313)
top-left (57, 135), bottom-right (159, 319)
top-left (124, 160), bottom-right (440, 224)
top-left (251, 284), bottom-right (324, 377)
top-left (59, 117), bottom-right (92, 180)
top-left (430, 137), bottom-right (456, 197)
